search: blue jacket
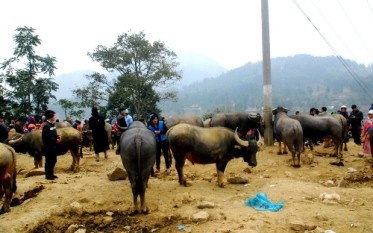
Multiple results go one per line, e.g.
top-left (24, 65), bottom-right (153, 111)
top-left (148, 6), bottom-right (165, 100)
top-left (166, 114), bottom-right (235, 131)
top-left (148, 120), bottom-right (167, 142)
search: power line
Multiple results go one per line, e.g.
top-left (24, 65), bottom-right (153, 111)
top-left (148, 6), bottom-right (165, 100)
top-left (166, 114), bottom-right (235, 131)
top-left (310, 1), bottom-right (373, 76)
top-left (337, 1), bottom-right (373, 60)
top-left (292, 0), bottom-right (373, 100)
top-left (366, 0), bottom-right (373, 15)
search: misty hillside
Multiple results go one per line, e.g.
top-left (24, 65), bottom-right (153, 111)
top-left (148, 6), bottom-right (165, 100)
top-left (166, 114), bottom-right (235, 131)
top-left (51, 54), bottom-right (373, 119)
top-left (159, 54), bottom-right (373, 116)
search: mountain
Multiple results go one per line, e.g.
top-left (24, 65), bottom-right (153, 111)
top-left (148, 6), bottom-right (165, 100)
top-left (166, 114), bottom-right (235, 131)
top-left (177, 52), bottom-right (227, 86)
top-left (51, 54), bottom-right (373, 119)
top-left (159, 54), bottom-right (373, 116)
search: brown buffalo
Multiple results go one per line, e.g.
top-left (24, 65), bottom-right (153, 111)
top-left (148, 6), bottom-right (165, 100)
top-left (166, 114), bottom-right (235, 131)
top-left (167, 124), bottom-right (258, 187)
top-left (0, 143), bottom-right (17, 214)
top-left (164, 115), bottom-right (204, 129)
top-left (8, 127), bottom-right (82, 172)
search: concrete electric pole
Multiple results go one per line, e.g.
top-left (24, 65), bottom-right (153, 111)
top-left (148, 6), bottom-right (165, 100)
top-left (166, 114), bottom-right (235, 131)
top-left (261, 0), bottom-right (273, 146)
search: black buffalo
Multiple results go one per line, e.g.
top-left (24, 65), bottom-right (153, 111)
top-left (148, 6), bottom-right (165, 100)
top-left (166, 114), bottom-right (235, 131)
top-left (291, 114), bottom-right (344, 166)
top-left (167, 123), bottom-right (258, 187)
top-left (210, 112), bottom-right (262, 138)
top-left (272, 107), bottom-right (304, 167)
top-left (119, 121), bottom-right (156, 215)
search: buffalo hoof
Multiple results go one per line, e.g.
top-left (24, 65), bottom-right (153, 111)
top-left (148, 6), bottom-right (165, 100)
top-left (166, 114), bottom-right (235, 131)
top-left (142, 208), bottom-right (151, 214)
top-left (292, 164), bottom-right (301, 168)
top-left (0, 207), bottom-right (9, 215)
top-left (330, 161), bottom-right (344, 166)
top-left (129, 209), bottom-right (139, 216)
top-left (183, 181), bottom-right (192, 187)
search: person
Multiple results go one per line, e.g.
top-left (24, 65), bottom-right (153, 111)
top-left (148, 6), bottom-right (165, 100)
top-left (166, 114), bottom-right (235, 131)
top-left (360, 110), bottom-right (373, 155)
top-left (349, 104), bottom-right (364, 145)
top-left (89, 107), bottom-right (109, 162)
top-left (309, 107), bottom-right (318, 116)
top-left (148, 113), bottom-right (171, 175)
top-left (339, 105), bottom-right (349, 120)
top-left (72, 120), bottom-right (81, 130)
top-left (115, 108), bottom-right (133, 154)
top-left (295, 111), bottom-right (301, 115)
top-left (26, 114), bottom-right (37, 132)
top-left (369, 103), bottom-right (373, 111)
top-left (42, 110), bottom-right (62, 180)
top-left (319, 106), bottom-right (328, 116)
top-left (0, 116), bottom-right (9, 142)
top-left (13, 119), bottom-right (23, 134)
top-left (76, 120), bottom-right (83, 132)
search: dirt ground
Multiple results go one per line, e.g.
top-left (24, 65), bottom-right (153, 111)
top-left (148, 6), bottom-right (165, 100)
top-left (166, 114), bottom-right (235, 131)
top-left (1, 141), bottom-right (373, 233)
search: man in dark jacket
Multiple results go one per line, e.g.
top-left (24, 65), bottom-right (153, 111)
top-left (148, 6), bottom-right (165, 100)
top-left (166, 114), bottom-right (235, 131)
top-left (349, 104), bottom-right (363, 145)
top-left (89, 107), bottom-right (109, 161)
top-left (0, 116), bottom-right (8, 142)
top-left (42, 110), bottom-right (61, 180)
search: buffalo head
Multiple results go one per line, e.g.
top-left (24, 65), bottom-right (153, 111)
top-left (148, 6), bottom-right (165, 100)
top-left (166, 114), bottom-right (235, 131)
top-left (234, 128), bottom-right (258, 167)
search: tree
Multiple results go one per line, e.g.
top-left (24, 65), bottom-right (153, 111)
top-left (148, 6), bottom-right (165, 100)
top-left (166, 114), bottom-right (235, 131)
top-left (57, 99), bottom-right (75, 119)
top-left (0, 26), bottom-right (58, 118)
top-left (72, 72), bottom-right (109, 109)
top-left (88, 31), bottom-right (181, 119)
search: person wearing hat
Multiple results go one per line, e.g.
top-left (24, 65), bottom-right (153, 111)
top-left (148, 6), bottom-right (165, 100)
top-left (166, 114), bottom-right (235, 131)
top-left (42, 110), bottom-right (62, 180)
top-left (339, 105), bottom-right (349, 120)
top-left (88, 107), bottom-right (109, 162)
top-left (360, 110), bottom-right (373, 155)
top-left (349, 104), bottom-right (364, 145)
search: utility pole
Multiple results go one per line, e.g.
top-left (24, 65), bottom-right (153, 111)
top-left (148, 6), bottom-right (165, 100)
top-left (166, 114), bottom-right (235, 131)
top-left (261, 0), bottom-right (273, 146)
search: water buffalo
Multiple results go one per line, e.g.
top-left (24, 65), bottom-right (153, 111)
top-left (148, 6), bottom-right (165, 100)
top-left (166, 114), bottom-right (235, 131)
top-left (8, 127), bottom-right (83, 172)
top-left (210, 112), bottom-right (262, 138)
top-left (119, 121), bottom-right (156, 215)
top-left (272, 107), bottom-right (304, 167)
top-left (164, 115), bottom-right (204, 129)
top-left (290, 114), bottom-right (344, 166)
top-left (332, 113), bottom-right (349, 151)
top-left (0, 143), bottom-right (17, 214)
top-left (167, 123), bottom-right (258, 187)
top-left (56, 121), bottom-right (72, 128)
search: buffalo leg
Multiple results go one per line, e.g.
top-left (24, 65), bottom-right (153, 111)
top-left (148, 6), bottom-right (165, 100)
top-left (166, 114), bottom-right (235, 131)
top-left (216, 163), bottom-right (228, 187)
top-left (0, 182), bottom-right (12, 214)
top-left (140, 194), bottom-right (150, 214)
top-left (175, 157), bottom-right (191, 186)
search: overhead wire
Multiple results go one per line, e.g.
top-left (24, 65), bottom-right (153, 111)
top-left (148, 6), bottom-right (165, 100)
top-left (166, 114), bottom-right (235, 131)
top-left (292, 0), bottom-right (373, 100)
top-left (336, 1), bottom-right (373, 60)
top-left (310, 1), bottom-right (373, 76)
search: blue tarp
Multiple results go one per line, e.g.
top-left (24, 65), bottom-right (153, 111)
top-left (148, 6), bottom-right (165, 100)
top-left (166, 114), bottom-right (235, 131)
top-left (245, 192), bottom-right (284, 212)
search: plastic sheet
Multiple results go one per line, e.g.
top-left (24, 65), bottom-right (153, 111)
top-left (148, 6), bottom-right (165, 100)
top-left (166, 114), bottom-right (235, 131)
top-left (245, 192), bottom-right (284, 212)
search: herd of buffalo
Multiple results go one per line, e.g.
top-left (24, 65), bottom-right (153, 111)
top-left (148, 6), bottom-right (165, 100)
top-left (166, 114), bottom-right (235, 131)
top-left (0, 107), bottom-right (368, 215)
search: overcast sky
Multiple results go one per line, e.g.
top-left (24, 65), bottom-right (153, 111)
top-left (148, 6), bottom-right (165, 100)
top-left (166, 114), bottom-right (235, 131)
top-left (1, 0), bottom-right (373, 75)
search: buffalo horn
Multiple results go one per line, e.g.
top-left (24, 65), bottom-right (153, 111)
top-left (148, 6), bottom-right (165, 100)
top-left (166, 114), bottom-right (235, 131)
top-left (234, 128), bottom-right (249, 147)
top-left (8, 135), bottom-right (23, 145)
top-left (255, 129), bottom-right (264, 149)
